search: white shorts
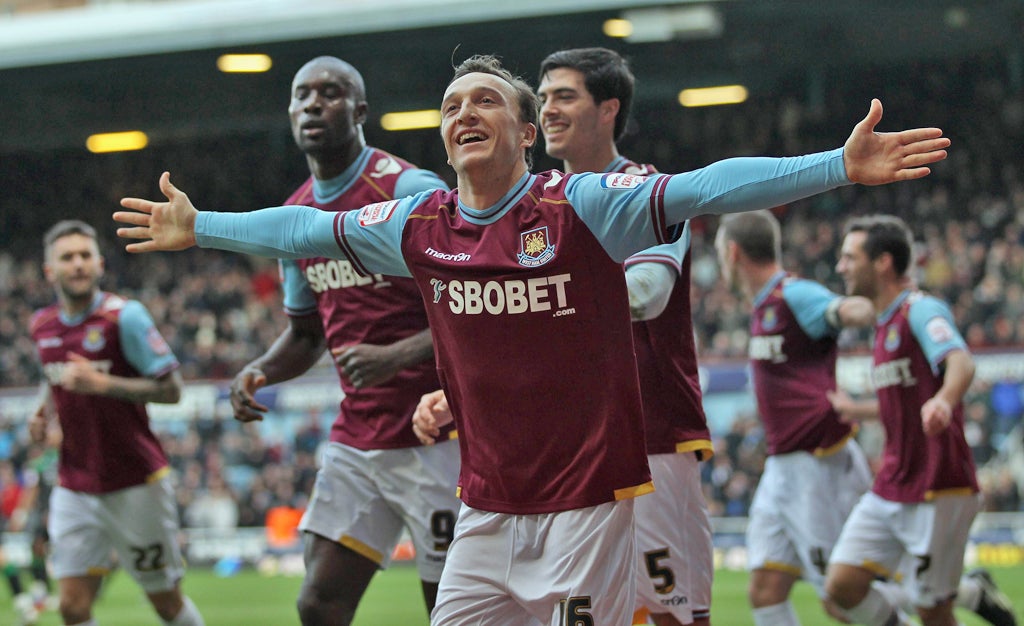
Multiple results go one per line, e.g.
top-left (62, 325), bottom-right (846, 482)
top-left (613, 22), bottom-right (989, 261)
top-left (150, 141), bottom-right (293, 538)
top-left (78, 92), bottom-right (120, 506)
top-left (746, 439), bottom-right (871, 596)
top-left (634, 452), bottom-right (711, 623)
top-left (300, 439), bottom-right (461, 582)
top-left (829, 490), bottom-right (981, 607)
top-left (432, 499), bottom-right (637, 626)
top-left (48, 476), bottom-right (185, 593)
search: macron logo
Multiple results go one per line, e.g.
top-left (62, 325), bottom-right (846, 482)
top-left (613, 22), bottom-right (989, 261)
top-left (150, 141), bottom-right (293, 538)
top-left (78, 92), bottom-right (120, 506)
top-left (425, 247), bottom-right (471, 262)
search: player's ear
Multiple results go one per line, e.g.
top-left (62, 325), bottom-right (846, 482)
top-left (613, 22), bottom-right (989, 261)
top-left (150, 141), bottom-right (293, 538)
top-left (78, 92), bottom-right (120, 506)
top-left (353, 101), bottom-right (368, 126)
top-left (521, 122), bottom-right (537, 149)
top-left (599, 98), bottom-right (620, 125)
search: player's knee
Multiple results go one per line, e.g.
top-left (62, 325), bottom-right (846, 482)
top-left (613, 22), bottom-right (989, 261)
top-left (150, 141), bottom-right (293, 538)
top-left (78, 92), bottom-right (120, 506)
top-left (147, 589), bottom-right (185, 621)
top-left (747, 571), bottom-right (791, 607)
top-left (296, 587), bottom-right (356, 626)
top-left (59, 593), bottom-right (93, 623)
top-left (824, 574), bottom-right (866, 610)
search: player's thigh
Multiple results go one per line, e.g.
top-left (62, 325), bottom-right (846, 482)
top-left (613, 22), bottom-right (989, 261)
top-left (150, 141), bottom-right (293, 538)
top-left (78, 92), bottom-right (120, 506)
top-left (103, 478), bottom-right (186, 593)
top-left (746, 461), bottom-right (801, 579)
top-left (634, 453), bottom-right (710, 622)
top-left (377, 439), bottom-right (462, 583)
top-left (781, 445), bottom-right (871, 593)
top-left (896, 493), bottom-right (981, 608)
top-left (48, 486), bottom-right (116, 580)
top-left (433, 505), bottom-right (535, 626)
top-left (300, 442), bottom-right (406, 569)
top-left (515, 500), bottom-right (636, 626)
top-left (829, 492), bottom-right (905, 580)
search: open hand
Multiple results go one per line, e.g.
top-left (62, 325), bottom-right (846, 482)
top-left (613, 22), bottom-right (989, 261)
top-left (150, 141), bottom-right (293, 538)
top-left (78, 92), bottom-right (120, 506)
top-left (114, 171), bottom-right (198, 253)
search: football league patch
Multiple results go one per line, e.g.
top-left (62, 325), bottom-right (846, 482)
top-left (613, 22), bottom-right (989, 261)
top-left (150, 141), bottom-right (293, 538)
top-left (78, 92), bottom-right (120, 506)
top-left (925, 317), bottom-right (955, 345)
top-left (147, 326), bottom-right (171, 356)
top-left (358, 200), bottom-right (400, 226)
top-left (600, 173), bottom-right (648, 189)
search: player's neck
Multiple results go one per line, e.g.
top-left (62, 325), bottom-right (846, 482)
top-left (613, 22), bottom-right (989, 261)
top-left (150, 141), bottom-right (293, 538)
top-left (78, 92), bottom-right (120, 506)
top-left (562, 144), bottom-right (618, 174)
top-left (457, 161), bottom-right (530, 210)
top-left (308, 140), bottom-right (365, 181)
top-left (873, 278), bottom-right (910, 314)
top-left (744, 262), bottom-right (781, 302)
top-left (59, 289), bottom-right (97, 318)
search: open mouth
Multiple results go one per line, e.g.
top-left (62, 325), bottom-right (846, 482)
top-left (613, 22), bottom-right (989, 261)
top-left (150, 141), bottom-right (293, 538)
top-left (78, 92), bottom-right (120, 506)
top-left (456, 131), bottom-right (487, 145)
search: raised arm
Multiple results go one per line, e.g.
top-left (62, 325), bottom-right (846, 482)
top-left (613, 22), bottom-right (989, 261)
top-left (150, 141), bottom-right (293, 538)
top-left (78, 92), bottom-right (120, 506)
top-left (842, 99), bottom-right (949, 185)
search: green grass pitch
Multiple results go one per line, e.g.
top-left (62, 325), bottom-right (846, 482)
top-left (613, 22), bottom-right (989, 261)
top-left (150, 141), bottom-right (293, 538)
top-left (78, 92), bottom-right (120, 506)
top-left (11, 564), bottom-right (1022, 625)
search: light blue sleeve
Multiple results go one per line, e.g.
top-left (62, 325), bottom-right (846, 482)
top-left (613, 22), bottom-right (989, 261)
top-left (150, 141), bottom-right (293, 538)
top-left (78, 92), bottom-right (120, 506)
top-left (280, 259), bottom-right (317, 315)
top-left (627, 222), bottom-right (691, 273)
top-left (782, 279), bottom-right (842, 340)
top-left (118, 300), bottom-right (178, 377)
top-left (194, 194), bottom-right (430, 278)
top-left (566, 148), bottom-right (848, 262)
top-left (394, 168), bottom-right (449, 198)
top-left (908, 296), bottom-right (967, 369)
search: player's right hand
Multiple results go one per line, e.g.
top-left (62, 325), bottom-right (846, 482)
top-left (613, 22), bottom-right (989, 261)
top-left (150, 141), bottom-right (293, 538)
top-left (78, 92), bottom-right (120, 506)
top-left (28, 404), bottom-right (49, 443)
top-left (230, 366), bottom-right (270, 422)
top-left (115, 171), bottom-right (199, 253)
top-left (413, 389), bottom-right (452, 445)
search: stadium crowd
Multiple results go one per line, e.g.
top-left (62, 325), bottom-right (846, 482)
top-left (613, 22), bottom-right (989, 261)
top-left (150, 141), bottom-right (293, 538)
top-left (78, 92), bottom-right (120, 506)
top-left (1, 52), bottom-right (1023, 521)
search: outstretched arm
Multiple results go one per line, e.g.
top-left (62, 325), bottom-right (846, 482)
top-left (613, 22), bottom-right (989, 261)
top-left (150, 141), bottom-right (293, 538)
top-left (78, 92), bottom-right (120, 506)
top-left (842, 99), bottom-right (949, 185)
top-left (115, 172), bottom-right (198, 252)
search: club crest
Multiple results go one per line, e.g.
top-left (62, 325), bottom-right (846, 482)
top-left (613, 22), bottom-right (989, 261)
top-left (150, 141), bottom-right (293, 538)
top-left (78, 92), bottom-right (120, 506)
top-left (761, 306), bottom-right (777, 331)
top-left (83, 325), bottom-right (106, 352)
top-left (884, 325), bottom-right (901, 351)
top-left (517, 226), bottom-right (556, 267)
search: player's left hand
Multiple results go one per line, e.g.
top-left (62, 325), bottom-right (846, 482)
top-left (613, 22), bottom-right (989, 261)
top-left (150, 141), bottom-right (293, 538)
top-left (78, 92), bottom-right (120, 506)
top-left (843, 99), bottom-right (950, 185)
top-left (332, 343), bottom-right (402, 389)
top-left (413, 389), bottom-right (451, 445)
top-left (826, 389), bottom-right (858, 423)
top-left (920, 396), bottom-right (952, 436)
top-left (60, 352), bottom-right (109, 395)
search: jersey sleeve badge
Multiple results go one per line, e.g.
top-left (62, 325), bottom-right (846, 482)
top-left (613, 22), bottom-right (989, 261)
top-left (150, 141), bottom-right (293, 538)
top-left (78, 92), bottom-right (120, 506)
top-left (358, 199), bottom-right (400, 226)
top-left (600, 173), bottom-right (648, 189)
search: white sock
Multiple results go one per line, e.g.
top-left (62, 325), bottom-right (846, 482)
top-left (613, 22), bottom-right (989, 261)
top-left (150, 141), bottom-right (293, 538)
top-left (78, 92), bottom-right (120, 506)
top-left (872, 579), bottom-right (914, 614)
top-left (164, 596), bottom-right (205, 626)
top-left (752, 601), bottom-right (801, 626)
top-left (68, 621), bottom-right (99, 626)
top-left (956, 575), bottom-right (982, 611)
top-left (843, 587), bottom-right (914, 626)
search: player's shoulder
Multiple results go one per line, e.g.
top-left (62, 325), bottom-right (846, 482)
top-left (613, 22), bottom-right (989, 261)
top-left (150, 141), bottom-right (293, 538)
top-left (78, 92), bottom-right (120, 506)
top-left (366, 146), bottom-right (418, 172)
top-left (29, 304), bottom-right (59, 333)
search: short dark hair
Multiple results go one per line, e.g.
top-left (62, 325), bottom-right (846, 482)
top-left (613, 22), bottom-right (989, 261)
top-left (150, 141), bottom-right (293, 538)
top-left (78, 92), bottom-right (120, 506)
top-left (539, 47), bottom-right (634, 141)
top-left (844, 215), bottom-right (913, 276)
top-left (718, 210), bottom-right (781, 264)
top-left (451, 55), bottom-right (539, 169)
top-left (44, 220), bottom-right (98, 256)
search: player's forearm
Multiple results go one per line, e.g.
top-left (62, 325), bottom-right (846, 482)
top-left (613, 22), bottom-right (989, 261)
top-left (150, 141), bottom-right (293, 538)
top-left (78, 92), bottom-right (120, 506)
top-left (251, 322), bottom-right (328, 386)
top-left (101, 370), bottom-right (182, 404)
top-left (664, 148), bottom-right (849, 225)
top-left (195, 206), bottom-right (343, 259)
top-left (935, 350), bottom-right (975, 408)
top-left (385, 328), bottom-right (435, 370)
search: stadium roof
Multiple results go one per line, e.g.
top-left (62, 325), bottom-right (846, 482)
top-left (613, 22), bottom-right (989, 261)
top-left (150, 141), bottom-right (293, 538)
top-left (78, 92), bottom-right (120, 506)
top-left (0, 0), bottom-right (1020, 153)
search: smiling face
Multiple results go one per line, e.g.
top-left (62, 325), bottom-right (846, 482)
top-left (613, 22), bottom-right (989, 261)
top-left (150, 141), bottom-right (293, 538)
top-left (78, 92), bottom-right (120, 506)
top-left (537, 67), bottom-right (615, 167)
top-left (836, 230), bottom-right (877, 299)
top-left (440, 72), bottom-right (536, 179)
top-left (45, 233), bottom-right (104, 305)
top-left (288, 58), bottom-right (366, 159)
